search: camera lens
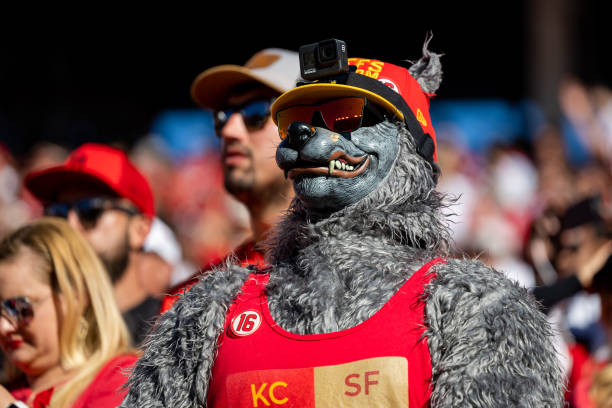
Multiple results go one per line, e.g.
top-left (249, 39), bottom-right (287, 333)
top-left (303, 51), bottom-right (316, 68)
top-left (317, 41), bottom-right (337, 64)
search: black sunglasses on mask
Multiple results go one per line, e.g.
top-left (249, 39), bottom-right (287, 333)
top-left (44, 197), bottom-right (140, 229)
top-left (214, 99), bottom-right (274, 135)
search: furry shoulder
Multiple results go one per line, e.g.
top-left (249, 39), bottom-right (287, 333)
top-left (424, 258), bottom-right (565, 407)
top-left (121, 264), bottom-right (251, 408)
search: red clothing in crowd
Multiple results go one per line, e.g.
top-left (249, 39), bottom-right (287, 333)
top-left (160, 241), bottom-right (265, 313)
top-left (10, 353), bottom-right (138, 408)
top-left (207, 258), bottom-right (444, 407)
top-left (572, 354), bottom-right (610, 408)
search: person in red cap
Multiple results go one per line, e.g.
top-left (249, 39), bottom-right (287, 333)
top-left (24, 143), bottom-right (162, 346)
top-left (159, 48), bottom-right (300, 313)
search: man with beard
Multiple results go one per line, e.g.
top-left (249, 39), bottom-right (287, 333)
top-left (160, 48), bottom-right (299, 312)
top-left (24, 143), bottom-right (160, 346)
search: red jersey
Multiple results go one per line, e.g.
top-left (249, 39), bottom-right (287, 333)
top-left (11, 353), bottom-right (138, 408)
top-left (207, 258), bottom-right (444, 407)
top-left (160, 241), bottom-right (265, 313)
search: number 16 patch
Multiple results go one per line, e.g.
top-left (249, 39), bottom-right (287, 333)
top-left (230, 310), bottom-right (263, 337)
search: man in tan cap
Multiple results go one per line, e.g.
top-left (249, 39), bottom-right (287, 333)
top-left (161, 48), bottom-right (300, 311)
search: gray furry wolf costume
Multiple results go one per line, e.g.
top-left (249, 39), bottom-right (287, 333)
top-left (122, 39), bottom-right (564, 407)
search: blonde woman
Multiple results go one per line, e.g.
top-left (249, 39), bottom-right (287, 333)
top-left (0, 217), bottom-right (137, 407)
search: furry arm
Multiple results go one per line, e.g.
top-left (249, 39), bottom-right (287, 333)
top-left (425, 259), bottom-right (565, 407)
top-left (120, 264), bottom-right (251, 408)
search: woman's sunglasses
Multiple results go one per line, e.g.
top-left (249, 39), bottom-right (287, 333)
top-left (44, 197), bottom-right (140, 230)
top-left (1, 297), bottom-right (34, 327)
top-left (275, 97), bottom-right (388, 140)
top-left (214, 99), bottom-right (273, 134)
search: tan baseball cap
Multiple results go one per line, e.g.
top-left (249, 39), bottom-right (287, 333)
top-left (191, 48), bottom-right (301, 110)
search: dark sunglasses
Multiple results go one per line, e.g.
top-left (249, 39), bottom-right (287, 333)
top-left (275, 97), bottom-right (388, 140)
top-left (44, 197), bottom-right (140, 229)
top-left (1, 297), bottom-right (34, 327)
top-left (214, 99), bottom-right (273, 134)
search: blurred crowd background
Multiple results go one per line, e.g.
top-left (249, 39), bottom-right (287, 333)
top-left (1, 1), bottom-right (612, 406)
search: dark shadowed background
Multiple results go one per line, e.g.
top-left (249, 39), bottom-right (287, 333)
top-left (1, 1), bottom-right (610, 158)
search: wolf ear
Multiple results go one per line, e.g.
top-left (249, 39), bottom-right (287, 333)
top-left (407, 32), bottom-right (443, 95)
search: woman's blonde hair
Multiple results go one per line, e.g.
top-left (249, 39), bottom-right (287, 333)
top-left (0, 217), bottom-right (132, 407)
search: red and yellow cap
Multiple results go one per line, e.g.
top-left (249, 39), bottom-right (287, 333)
top-left (25, 143), bottom-right (155, 218)
top-left (271, 58), bottom-right (438, 163)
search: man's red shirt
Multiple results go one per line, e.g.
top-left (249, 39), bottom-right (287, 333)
top-left (160, 241), bottom-right (265, 313)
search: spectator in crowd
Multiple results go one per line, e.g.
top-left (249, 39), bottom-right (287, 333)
top-left (0, 146), bottom-right (33, 239)
top-left (161, 48), bottom-right (300, 312)
top-left (538, 196), bottom-right (612, 408)
top-left (0, 217), bottom-right (136, 407)
top-left (23, 143), bottom-right (161, 346)
top-left (130, 137), bottom-right (246, 282)
top-left (573, 261), bottom-right (612, 408)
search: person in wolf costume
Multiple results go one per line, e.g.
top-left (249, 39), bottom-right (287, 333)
top-left (121, 39), bottom-right (564, 407)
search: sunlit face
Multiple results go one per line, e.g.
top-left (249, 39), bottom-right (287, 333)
top-left (56, 188), bottom-right (132, 283)
top-left (0, 248), bottom-right (62, 377)
top-left (68, 209), bottom-right (131, 283)
top-left (219, 87), bottom-right (289, 204)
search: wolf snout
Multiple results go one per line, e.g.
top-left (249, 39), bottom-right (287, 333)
top-left (285, 122), bottom-right (315, 150)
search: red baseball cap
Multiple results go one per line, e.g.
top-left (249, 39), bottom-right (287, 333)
top-left (271, 58), bottom-right (438, 163)
top-left (25, 143), bottom-right (155, 218)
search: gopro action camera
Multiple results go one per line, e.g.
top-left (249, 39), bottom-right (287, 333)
top-left (299, 39), bottom-right (348, 81)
